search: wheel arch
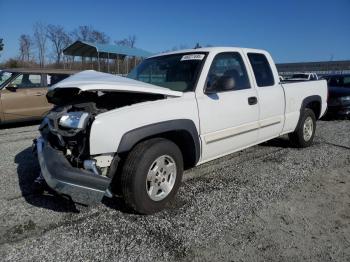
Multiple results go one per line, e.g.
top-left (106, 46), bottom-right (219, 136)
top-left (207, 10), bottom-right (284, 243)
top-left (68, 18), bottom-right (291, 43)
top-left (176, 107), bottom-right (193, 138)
top-left (293, 95), bottom-right (321, 133)
top-left (301, 95), bottom-right (322, 119)
top-left (117, 119), bottom-right (200, 169)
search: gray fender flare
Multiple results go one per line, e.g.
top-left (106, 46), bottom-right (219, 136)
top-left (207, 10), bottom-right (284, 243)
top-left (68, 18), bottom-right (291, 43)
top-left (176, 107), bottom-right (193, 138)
top-left (294, 95), bottom-right (322, 132)
top-left (117, 119), bottom-right (200, 164)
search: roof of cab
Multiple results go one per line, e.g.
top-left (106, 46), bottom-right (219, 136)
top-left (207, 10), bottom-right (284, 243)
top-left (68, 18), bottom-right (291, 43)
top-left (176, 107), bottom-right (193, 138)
top-left (148, 46), bottom-right (267, 58)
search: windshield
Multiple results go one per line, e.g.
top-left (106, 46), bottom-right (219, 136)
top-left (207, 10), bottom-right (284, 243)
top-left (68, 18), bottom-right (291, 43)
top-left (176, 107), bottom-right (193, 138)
top-left (0, 71), bottom-right (15, 87)
top-left (291, 74), bottom-right (308, 79)
top-left (127, 53), bottom-right (207, 92)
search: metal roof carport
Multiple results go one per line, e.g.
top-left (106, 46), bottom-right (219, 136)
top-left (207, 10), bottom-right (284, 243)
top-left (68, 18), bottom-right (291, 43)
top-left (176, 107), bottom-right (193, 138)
top-left (63, 41), bottom-right (154, 73)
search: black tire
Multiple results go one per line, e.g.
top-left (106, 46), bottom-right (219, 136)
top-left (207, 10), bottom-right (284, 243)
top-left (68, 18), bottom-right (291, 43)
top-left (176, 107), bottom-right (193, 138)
top-left (121, 138), bottom-right (183, 214)
top-left (288, 108), bottom-right (316, 148)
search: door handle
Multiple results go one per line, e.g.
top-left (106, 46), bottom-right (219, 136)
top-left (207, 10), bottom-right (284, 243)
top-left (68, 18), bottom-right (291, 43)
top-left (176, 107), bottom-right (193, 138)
top-left (248, 96), bottom-right (258, 105)
top-left (34, 92), bottom-right (44, 96)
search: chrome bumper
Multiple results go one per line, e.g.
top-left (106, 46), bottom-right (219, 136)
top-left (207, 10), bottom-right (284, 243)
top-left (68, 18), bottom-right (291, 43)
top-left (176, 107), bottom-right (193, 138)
top-left (35, 137), bottom-right (112, 205)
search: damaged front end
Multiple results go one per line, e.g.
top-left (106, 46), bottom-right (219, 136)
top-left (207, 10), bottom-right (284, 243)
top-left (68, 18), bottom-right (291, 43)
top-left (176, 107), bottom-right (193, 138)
top-left (35, 87), bottom-right (166, 204)
top-left (35, 136), bottom-right (113, 204)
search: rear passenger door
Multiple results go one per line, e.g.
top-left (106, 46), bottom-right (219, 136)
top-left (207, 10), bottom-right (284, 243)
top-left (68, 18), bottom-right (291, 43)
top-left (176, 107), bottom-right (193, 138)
top-left (27, 73), bottom-right (52, 115)
top-left (1, 73), bottom-right (51, 121)
top-left (246, 52), bottom-right (285, 142)
top-left (197, 52), bottom-right (259, 161)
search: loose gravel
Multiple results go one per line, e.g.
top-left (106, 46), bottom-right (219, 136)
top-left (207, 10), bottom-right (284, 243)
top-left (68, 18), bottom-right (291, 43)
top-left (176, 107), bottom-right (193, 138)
top-left (0, 120), bottom-right (349, 261)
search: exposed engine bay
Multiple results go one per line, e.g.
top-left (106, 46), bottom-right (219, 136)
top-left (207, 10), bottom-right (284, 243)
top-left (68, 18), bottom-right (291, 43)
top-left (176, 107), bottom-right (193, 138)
top-left (41, 88), bottom-right (165, 175)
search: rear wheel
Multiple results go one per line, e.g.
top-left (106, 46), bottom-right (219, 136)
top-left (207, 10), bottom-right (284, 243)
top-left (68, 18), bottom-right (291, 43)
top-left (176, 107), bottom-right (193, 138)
top-left (289, 108), bottom-right (316, 148)
top-left (121, 138), bottom-right (183, 214)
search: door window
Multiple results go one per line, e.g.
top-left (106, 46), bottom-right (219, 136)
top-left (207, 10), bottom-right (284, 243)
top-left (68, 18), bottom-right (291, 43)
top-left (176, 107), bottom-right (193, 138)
top-left (206, 52), bottom-right (251, 93)
top-left (47, 74), bottom-right (70, 86)
top-left (11, 74), bottom-right (42, 88)
top-left (0, 71), bottom-right (14, 87)
top-left (248, 53), bottom-right (275, 87)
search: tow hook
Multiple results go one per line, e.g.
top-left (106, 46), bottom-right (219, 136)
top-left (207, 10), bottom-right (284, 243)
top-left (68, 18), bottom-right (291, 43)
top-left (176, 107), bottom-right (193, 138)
top-left (83, 160), bottom-right (100, 176)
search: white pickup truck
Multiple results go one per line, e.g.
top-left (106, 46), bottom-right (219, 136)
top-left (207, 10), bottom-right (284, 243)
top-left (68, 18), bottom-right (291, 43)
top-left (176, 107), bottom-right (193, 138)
top-left (34, 47), bottom-right (327, 214)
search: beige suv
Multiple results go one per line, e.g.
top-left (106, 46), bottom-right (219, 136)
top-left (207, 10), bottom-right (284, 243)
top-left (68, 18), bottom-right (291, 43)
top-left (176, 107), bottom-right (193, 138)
top-left (0, 68), bottom-right (78, 123)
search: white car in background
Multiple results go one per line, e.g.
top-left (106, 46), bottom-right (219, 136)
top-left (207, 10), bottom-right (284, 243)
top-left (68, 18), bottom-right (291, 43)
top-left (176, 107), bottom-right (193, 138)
top-left (288, 72), bottom-right (319, 81)
top-left (34, 47), bottom-right (328, 214)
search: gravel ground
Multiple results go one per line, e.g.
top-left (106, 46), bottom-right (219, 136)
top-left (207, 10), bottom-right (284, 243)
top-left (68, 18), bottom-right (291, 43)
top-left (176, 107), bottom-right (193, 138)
top-left (0, 120), bottom-right (349, 261)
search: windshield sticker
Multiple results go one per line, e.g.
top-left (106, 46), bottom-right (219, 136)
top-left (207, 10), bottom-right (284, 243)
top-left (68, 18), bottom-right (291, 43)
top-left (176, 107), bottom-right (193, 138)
top-left (181, 54), bottom-right (205, 61)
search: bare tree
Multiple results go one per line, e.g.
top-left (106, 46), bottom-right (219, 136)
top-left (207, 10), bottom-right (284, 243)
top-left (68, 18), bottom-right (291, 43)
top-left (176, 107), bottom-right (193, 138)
top-left (114, 35), bottom-right (138, 73)
top-left (91, 30), bottom-right (110, 44)
top-left (71, 25), bottom-right (110, 44)
top-left (33, 22), bottom-right (47, 68)
top-left (62, 32), bottom-right (73, 68)
top-left (128, 35), bottom-right (136, 48)
top-left (0, 38), bottom-right (3, 58)
top-left (19, 34), bottom-right (32, 62)
top-left (115, 35), bottom-right (137, 48)
top-left (71, 25), bottom-right (92, 42)
top-left (47, 24), bottom-right (70, 65)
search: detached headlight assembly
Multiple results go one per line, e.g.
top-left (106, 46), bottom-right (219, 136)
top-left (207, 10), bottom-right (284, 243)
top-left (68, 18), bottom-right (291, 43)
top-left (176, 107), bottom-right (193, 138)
top-left (59, 112), bottom-right (90, 129)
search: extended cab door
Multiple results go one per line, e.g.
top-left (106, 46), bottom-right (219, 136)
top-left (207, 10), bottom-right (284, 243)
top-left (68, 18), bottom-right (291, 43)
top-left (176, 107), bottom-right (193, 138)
top-left (244, 52), bottom-right (285, 142)
top-left (196, 51), bottom-right (259, 162)
top-left (1, 73), bottom-right (51, 121)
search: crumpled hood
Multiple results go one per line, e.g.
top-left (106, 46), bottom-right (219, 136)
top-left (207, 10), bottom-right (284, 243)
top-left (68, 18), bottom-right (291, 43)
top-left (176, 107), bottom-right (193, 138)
top-left (50, 70), bottom-right (183, 97)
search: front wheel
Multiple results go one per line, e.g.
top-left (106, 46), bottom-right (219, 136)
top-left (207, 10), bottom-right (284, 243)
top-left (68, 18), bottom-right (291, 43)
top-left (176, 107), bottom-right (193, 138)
top-left (121, 138), bottom-right (183, 214)
top-left (289, 108), bottom-right (316, 148)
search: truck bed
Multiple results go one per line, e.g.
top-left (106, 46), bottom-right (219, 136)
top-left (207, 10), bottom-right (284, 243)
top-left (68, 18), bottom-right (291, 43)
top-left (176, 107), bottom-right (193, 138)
top-left (280, 79), bottom-right (328, 134)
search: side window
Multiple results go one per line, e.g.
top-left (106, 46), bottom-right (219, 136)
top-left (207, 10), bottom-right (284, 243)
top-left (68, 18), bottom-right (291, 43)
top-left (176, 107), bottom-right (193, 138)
top-left (247, 53), bottom-right (275, 87)
top-left (206, 52), bottom-right (250, 92)
top-left (48, 74), bottom-right (70, 87)
top-left (11, 74), bottom-right (42, 88)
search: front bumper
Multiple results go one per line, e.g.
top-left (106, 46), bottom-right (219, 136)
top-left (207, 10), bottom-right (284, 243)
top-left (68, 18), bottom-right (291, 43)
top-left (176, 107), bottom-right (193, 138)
top-left (35, 137), bottom-right (112, 205)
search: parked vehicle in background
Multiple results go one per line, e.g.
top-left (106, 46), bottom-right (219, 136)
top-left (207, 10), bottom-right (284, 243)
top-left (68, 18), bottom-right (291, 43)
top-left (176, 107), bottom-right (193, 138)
top-left (323, 74), bottom-right (350, 118)
top-left (0, 68), bottom-right (79, 124)
top-left (34, 47), bottom-right (328, 214)
top-left (287, 72), bottom-right (319, 81)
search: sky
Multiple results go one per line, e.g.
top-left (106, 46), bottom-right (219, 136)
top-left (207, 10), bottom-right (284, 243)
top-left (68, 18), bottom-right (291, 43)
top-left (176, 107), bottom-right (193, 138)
top-left (0, 0), bottom-right (349, 63)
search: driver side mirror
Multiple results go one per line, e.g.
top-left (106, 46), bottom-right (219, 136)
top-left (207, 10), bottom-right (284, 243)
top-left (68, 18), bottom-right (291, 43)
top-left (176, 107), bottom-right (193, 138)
top-left (204, 76), bottom-right (235, 94)
top-left (204, 80), bottom-right (217, 94)
top-left (6, 84), bottom-right (17, 92)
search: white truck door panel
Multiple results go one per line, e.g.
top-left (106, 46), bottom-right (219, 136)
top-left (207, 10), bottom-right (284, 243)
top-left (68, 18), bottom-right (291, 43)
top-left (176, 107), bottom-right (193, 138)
top-left (246, 52), bottom-right (285, 142)
top-left (197, 89), bottom-right (259, 161)
top-left (196, 51), bottom-right (259, 162)
top-left (256, 85), bottom-right (284, 141)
